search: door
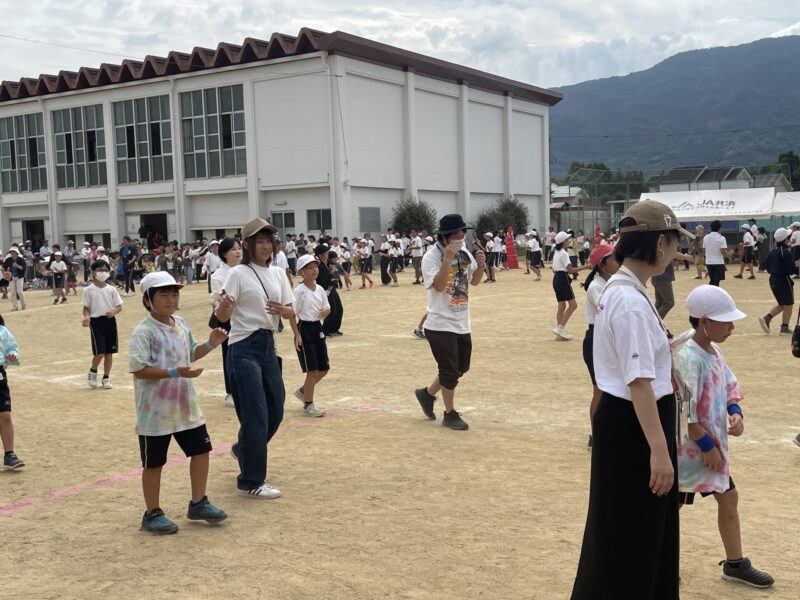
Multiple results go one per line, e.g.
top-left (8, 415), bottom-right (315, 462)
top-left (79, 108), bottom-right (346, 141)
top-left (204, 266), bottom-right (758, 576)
top-left (23, 219), bottom-right (45, 248)
top-left (139, 213), bottom-right (168, 247)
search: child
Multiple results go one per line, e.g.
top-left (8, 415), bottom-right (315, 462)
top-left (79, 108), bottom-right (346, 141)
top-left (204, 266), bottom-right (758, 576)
top-left (356, 241), bottom-right (374, 289)
top-left (551, 231), bottom-right (587, 340)
top-left (82, 261), bottom-right (124, 389)
top-left (129, 272), bottom-right (228, 534)
top-left (49, 251), bottom-right (68, 304)
top-left (758, 227), bottom-right (796, 335)
top-left (290, 255), bottom-right (329, 418)
top-left (0, 314), bottom-right (23, 470)
top-left (675, 285), bottom-right (774, 588)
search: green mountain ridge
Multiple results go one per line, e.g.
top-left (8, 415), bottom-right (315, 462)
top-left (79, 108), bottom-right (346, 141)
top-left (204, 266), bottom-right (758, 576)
top-left (549, 35), bottom-right (800, 178)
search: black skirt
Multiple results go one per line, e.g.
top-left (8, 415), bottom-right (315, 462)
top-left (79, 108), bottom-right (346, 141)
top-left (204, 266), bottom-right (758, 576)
top-left (571, 392), bottom-right (679, 600)
top-left (553, 271), bottom-right (574, 302)
top-left (582, 325), bottom-right (596, 385)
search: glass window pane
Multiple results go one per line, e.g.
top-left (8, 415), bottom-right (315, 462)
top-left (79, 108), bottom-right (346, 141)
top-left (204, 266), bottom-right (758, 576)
top-left (233, 85), bottom-right (244, 111)
top-left (25, 114), bottom-right (35, 133)
top-left (182, 121), bottom-right (193, 152)
top-left (235, 148), bottom-right (247, 174)
top-left (208, 135), bottom-right (219, 151)
top-left (99, 163), bottom-right (107, 185)
top-left (148, 96), bottom-right (160, 121)
top-left (86, 106), bottom-right (96, 129)
top-left (233, 112), bottom-right (245, 132)
top-left (164, 158), bottom-right (173, 180)
top-left (220, 86), bottom-right (233, 113)
top-left (222, 149), bottom-right (235, 176)
top-left (234, 132), bottom-right (245, 147)
top-left (95, 105), bottom-right (104, 126)
top-left (307, 210), bottom-right (319, 230)
top-left (66, 167), bottom-right (75, 187)
top-left (192, 90), bottom-right (203, 115)
top-left (206, 116), bottom-right (218, 134)
top-left (152, 156), bottom-right (164, 181)
top-left (96, 129), bottom-right (105, 146)
top-left (97, 147), bottom-right (106, 161)
top-left (77, 165), bottom-right (86, 187)
top-left (272, 213), bottom-right (284, 228)
top-left (72, 108), bottom-right (83, 129)
top-left (19, 175), bottom-right (28, 192)
top-left (30, 169), bottom-right (39, 190)
top-left (56, 166), bottom-right (66, 188)
top-left (285, 212), bottom-right (295, 228)
top-left (180, 93), bottom-right (192, 117)
top-left (208, 151), bottom-right (220, 177)
top-left (161, 95), bottom-right (170, 118)
top-left (138, 158), bottom-right (149, 181)
top-left (113, 102), bottom-right (124, 125)
top-left (195, 153), bottom-right (207, 178)
top-left (117, 160), bottom-right (127, 184)
top-left (124, 101), bottom-right (134, 124)
top-left (135, 98), bottom-right (146, 123)
top-left (88, 163), bottom-right (98, 186)
top-left (322, 210), bottom-right (332, 230)
top-left (162, 140), bottom-right (172, 155)
top-left (194, 135), bottom-right (205, 150)
top-left (193, 117), bottom-right (204, 135)
top-left (184, 154), bottom-right (195, 178)
top-left (204, 89), bottom-right (217, 114)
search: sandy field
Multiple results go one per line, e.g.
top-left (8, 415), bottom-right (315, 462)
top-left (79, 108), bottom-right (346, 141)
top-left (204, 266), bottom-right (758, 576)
top-left (1, 264), bottom-right (797, 599)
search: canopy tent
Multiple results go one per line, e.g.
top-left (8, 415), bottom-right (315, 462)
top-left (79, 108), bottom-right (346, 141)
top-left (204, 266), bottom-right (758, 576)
top-left (771, 192), bottom-right (800, 216)
top-left (638, 188), bottom-right (776, 220)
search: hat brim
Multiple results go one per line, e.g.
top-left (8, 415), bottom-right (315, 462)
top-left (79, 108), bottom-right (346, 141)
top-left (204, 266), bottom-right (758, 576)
top-left (144, 282), bottom-right (185, 293)
top-left (242, 224), bottom-right (278, 238)
top-left (433, 225), bottom-right (473, 235)
top-left (705, 308), bottom-right (746, 322)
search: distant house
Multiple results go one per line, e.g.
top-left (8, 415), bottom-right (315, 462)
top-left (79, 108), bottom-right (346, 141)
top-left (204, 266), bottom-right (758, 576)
top-left (752, 173), bottom-right (793, 192)
top-left (550, 184), bottom-right (590, 208)
top-left (646, 165), bottom-right (752, 193)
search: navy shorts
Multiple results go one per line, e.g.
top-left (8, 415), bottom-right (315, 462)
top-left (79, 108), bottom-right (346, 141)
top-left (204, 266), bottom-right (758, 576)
top-left (0, 368), bottom-right (11, 412)
top-left (743, 246), bottom-right (754, 264)
top-left (296, 321), bottom-right (330, 373)
top-left (90, 316), bottom-right (119, 355)
top-left (138, 424), bottom-right (212, 469)
top-left (553, 271), bottom-right (574, 302)
top-left (679, 477), bottom-right (735, 505)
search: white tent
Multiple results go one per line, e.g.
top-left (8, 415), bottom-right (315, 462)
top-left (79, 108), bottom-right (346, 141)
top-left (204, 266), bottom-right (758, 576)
top-left (638, 188), bottom-right (776, 220)
top-left (771, 192), bottom-right (800, 216)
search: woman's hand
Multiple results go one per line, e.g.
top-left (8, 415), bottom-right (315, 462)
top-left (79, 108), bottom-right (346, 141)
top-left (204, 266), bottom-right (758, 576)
top-left (649, 449), bottom-right (675, 496)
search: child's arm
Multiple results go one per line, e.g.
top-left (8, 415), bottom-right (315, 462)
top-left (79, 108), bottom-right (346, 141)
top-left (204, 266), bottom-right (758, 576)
top-left (133, 366), bottom-right (203, 380)
top-left (105, 304), bottom-right (123, 318)
top-left (0, 328), bottom-right (19, 363)
top-left (82, 306), bottom-right (91, 327)
top-left (192, 328), bottom-right (228, 361)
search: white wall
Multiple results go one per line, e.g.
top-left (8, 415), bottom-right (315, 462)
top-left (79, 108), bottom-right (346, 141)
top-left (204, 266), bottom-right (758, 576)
top-left (262, 187), bottom-right (331, 234)
top-left (471, 192), bottom-right (502, 216)
top-left (187, 193), bottom-right (249, 229)
top-left (515, 194), bottom-right (544, 229)
top-left (62, 201), bottom-right (110, 233)
top-left (511, 111), bottom-right (544, 195)
top-left (467, 100), bottom-right (504, 194)
top-left (350, 186), bottom-right (403, 235)
top-left (415, 89), bottom-right (459, 191)
top-left (419, 190), bottom-right (458, 219)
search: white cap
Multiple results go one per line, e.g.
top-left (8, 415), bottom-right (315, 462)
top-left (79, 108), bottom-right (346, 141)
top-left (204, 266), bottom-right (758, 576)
top-left (740, 224), bottom-right (749, 230)
top-left (484, 232), bottom-right (493, 238)
top-left (554, 231), bottom-right (571, 245)
top-left (83, 241), bottom-right (90, 246)
top-left (140, 271), bottom-right (183, 294)
top-left (54, 251), bottom-right (62, 256)
top-left (8, 245), bottom-right (19, 253)
top-left (774, 227), bottom-right (790, 242)
top-left (425, 236), bottom-right (433, 242)
top-left (792, 222), bottom-right (800, 228)
top-left (296, 255), bottom-right (320, 271)
top-left (97, 246), bottom-right (105, 252)
top-left (686, 285), bottom-right (745, 322)
top-left (210, 240), bottom-right (220, 246)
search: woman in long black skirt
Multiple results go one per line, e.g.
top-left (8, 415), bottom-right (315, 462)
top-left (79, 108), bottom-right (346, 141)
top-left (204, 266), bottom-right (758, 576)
top-left (571, 200), bottom-right (694, 600)
top-left (315, 245), bottom-right (343, 336)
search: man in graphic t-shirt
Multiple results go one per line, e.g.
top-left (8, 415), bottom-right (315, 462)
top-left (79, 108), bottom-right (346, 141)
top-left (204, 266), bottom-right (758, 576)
top-left (413, 214), bottom-right (486, 431)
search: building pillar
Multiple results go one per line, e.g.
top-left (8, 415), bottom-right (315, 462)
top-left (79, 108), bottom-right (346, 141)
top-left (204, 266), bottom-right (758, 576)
top-left (457, 81), bottom-right (470, 218)
top-left (169, 80), bottom-right (189, 242)
top-left (503, 92), bottom-right (513, 199)
top-left (541, 109), bottom-right (552, 230)
top-left (327, 53), bottom-right (351, 235)
top-left (404, 68), bottom-right (417, 201)
top-left (101, 101), bottom-right (121, 248)
top-left (38, 98), bottom-right (62, 246)
top-left (243, 77), bottom-right (260, 222)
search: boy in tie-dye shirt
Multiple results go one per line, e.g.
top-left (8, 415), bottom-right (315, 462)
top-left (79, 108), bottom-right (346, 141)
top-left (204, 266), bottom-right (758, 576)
top-left (674, 285), bottom-right (773, 588)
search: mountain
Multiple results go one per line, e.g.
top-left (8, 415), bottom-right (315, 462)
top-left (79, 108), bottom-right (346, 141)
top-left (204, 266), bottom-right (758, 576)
top-left (549, 36), bottom-right (800, 177)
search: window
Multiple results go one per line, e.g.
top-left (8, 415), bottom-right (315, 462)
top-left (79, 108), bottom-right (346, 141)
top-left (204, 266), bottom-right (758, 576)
top-left (271, 211), bottom-right (295, 230)
top-left (52, 105), bottom-right (106, 189)
top-left (307, 209), bottom-right (332, 231)
top-left (359, 207), bottom-right (381, 233)
top-left (179, 84), bottom-right (246, 179)
top-left (113, 95), bottom-right (172, 184)
top-left (0, 112), bottom-right (47, 193)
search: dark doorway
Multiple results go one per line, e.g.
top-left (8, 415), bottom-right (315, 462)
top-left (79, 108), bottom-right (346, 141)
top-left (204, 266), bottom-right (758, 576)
top-left (23, 219), bottom-right (45, 248)
top-left (138, 213), bottom-right (168, 248)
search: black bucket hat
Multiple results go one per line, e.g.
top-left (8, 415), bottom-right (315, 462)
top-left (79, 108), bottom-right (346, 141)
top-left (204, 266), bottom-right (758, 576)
top-left (433, 214), bottom-right (472, 235)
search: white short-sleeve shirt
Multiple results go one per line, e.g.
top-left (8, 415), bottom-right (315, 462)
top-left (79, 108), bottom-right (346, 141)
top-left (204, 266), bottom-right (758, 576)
top-left (411, 236), bottom-right (424, 258)
top-left (294, 282), bottom-right (330, 322)
top-left (422, 243), bottom-right (478, 334)
top-left (593, 266), bottom-right (673, 400)
top-left (703, 232), bottom-right (727, 265)
top-left (585, 276), bottom-right (607, 325)
top-left (742, 231), bottom-right (754, 247)
top-left (81, 283), bottom-right (123, 318)
top-left (552, 248), bottom-right (570, 272)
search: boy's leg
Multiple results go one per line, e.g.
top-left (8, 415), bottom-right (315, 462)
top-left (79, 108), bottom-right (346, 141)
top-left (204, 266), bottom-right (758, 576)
top-left (188, 452), bottom-right (210, 503)
top-left (303, 370), bottom-right (318, 402)
top-left (556, 301), bottom-right (566, 326)
top-left (714, 489), bottom-right (743, 560)
top-left (91, 354), bottom-right (103, 370)
top-left (103, 354), bottom-right (113, 379)
top-left (0, 412), bottom-right (14, 453)
top-left (142, 467), bottom-right (163, 511)
top-left (426, 377), bottom-right (455, 412)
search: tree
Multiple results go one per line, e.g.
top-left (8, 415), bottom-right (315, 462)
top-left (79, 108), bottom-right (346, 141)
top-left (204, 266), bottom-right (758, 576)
top-left (390, 197), bottom-right (438, 234)
top-left (777, 151), bottom-right (800, 190)
top-left (472, 196), bottom-right (529, 237)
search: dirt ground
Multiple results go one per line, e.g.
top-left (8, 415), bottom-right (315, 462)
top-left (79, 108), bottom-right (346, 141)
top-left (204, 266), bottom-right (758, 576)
top-left (1, 265), bottom-right (797, 599)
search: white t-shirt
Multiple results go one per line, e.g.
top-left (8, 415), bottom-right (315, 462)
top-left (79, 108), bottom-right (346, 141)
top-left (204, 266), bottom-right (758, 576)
top-left (274, 250), bottom-right (289, 270)
top-left (81, 283), bottom-right (123, 318)
top-left (367, 239), bottom-right (375, 255)
top-left (552, 248), bottom-right (570, 272)
top-left (750, 224), bottom-right (758, 239)
top-left (411, 236), bottom-right (424, 258)
top-left (50, 260), bottom-right (68, 273)
top-left (202, 252), bottom-right (222, 275)
top-left (222, 263), bottom-right (295, 344)
top-left (593, 266), bottom-right (672, 401)
top-left (485, 239), bottom-right (495, 252)
top-left (293, 282), bottom-right (330, 322)
top-left (529, 238), bottom-right (541, 252)
top-left (285, 240), bottom-right (296, 259)
top-left (703, 231), bottom-right (727, 265)
top-left (494, 236), bottom-right (504, 254)
top-left (791, 230), bottom-right (800, 247)
top-left (356, 246), bottom-right (370, 260)
top-left (210, 262), bottom-right (230, 304)
top-left (742, 231), bottom-right (754, 247)
top-left (545, 232), bottom-right (555, 246)
top-left (422, 243), bottom-right (478, 334)
top-left (585, 276), bottom-right (607, 325)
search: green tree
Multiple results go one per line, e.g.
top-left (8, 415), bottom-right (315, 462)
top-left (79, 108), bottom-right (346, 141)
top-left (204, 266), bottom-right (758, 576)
top-left (472, 196), bottom-right (529, 238)
top-left (777, 151), bottom-right (800, 190)
top-left (390, 197), bottom-right (438, 234)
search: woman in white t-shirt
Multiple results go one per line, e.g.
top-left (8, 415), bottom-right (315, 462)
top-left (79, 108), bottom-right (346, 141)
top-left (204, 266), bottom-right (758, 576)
top-left (210, 238), bottom-right (242, 408)
top-left (551, 232), bottom-right (586, 340)
top-left (572, 200), bottom-right (691, 600)
top-left (214, 219), bottom-right (295, 500)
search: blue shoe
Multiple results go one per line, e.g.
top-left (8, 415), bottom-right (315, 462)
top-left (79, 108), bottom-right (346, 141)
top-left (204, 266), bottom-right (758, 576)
top-left (140, 509), bottom-right (179, 535)
top-left (187, 496), bottom-right (228, 523)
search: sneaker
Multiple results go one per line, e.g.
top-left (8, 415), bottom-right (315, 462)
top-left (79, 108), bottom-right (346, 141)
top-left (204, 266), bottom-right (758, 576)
top-left (303, 402), bottom-right (326, 417)
top-left (11, 307), bottom-right (18, 311)
top-left (733, 274), bottom-right (743, 279)
top-left (747, 275), bottom-right (756, 280)
top-left (587, 435), bottom-right (593, 449)
top-left (442, 410), bottom-right (469, 431)
top-left (186, 496), bottom-right (228, 523)
top-left (413, 328), bottom-right (426, 340)
top-left (140, 508), bottom-right (179, 535)
top-left (101, 378), bottom-right (113, 389)
top-left (758, 315), bottom-right (771, 334)
top-left (87, 370), bottom-right (98, 388)
top-left (793, 433), bottom-right (800, 448)
top-left (230, 443), bottom-right (239, 460)
top-left (223, 393), bottom-right (235, 407)
top-left (358, 285), bottom-right (366, 289)
top-left (60, 297), bottom-right (67, 304)
top-left (238, 483), bottom-right (281, 499)
top-left (415, 387), bottom-right (437, 420)
top-left (390, 282), bottom-right (399, 287)
top-left (295, 387), bottom-right (305, 402)
top-left (780, 324), bottom-right (791, 335)
top-left (53, 298), bottom-right (59, 305)
top-left (720, 557), bottom-right (774, 588)
top-left (3, 452), bottom-right (24, 470)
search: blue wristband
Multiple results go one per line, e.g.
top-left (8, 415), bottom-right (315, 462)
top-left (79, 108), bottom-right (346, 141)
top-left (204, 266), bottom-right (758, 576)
top-left (727, 403), bottom-right (743, 418)
top-left (695, 433), bottom-right (715, 453)
top-left (204, 340), bottom-right (215, 351)
top-left (167, 367), bottom-right (179, 378)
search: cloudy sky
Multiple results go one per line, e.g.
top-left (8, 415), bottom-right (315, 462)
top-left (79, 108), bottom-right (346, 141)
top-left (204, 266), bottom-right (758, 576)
top-left (1, 1), bottom-right (798, 89)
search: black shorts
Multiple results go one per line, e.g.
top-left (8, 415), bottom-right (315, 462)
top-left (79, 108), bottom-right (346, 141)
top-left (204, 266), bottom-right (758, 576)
top-left (707, 264), bottom-right (726, 285)
top-left (743, 246), bottom-right (754, 264)
top-left (296, 321), bottom-right (330, 373)
top-left (424, 328), bottom-right (472, 390)
top-left (553, 271), bottom-right (574, 302)
top-left (138, 424), bottom-right (212, 469)
top-left (90, 316), bottom-right (119, 355)
top-left (679, 477), bottom-right (735, 505)
top-left (361, 257), bottom-right (373, 273)
top-left (0, 369), bottom-right (11, 412)
top-left (53, 273), bottom-right (65, 288)
top-left (532, 250), bottom-right (543, 267)
top-left (770, 275), bottom-right (794, 306)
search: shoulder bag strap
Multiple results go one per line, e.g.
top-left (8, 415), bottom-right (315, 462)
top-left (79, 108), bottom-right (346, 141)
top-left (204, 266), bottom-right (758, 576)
top-left (246, 264), bottom-right (271, 302)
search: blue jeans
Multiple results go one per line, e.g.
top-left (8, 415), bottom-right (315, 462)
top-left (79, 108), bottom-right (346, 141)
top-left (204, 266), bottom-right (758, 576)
top-left (227, 329), bottom-right (285, 490)
top-left (184, 264), bottom-right (194, 284)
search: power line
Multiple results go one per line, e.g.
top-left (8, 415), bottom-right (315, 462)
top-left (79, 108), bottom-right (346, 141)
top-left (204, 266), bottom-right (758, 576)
top-left (0, 33), bottom-right (136, 60)
top-left (552, 124), bottom-right (800, 139)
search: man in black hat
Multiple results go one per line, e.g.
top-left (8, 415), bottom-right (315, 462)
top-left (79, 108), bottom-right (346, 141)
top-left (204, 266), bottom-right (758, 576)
top-left (414, 214), bottom-right (486, 430)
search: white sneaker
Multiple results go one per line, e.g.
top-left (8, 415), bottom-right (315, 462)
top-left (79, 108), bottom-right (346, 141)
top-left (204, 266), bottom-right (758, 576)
top-left (101, 378), bottom-right (113, 389)
top-left (390, 282), bottom-right (399, 287)
top-left (87, 371), bottom-right (97, 388)
top-left (560, 328), bottom-right (574, 340)
top-left (224, 393), bottom-right (235, 407)
top-left (238, 483), bottom-right (281, 499)
top-left (303, 402), bottom-right (326, 418)
top-left (294, 387), bottom-right (305, 402)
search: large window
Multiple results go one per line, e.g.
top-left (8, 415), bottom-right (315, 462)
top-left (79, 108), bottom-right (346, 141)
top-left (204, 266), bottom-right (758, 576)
top-left (307, 209), bottom-right (332, 231)
top-left (113, 95), bottom-right (173, 184)
top-left (52, 105), bottom-right (107, 189)
top-left (271, 211), bottom-right (295, 230)
top-left (180, 85), bottom-right (246, 179)
top-left (0, 113), bottom-right (47, 193)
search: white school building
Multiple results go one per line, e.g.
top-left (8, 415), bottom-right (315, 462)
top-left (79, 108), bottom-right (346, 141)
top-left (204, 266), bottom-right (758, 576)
top-left (0, 28), bottom-right (561, 250)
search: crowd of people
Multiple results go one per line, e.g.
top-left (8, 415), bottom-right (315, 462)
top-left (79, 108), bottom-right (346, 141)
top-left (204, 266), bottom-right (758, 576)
top-left (1, 204), bottom-right (798, 595)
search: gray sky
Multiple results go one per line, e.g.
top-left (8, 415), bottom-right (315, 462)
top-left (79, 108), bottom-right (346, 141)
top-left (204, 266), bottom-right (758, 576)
top-left (1, 1), bottom-right (798, 89)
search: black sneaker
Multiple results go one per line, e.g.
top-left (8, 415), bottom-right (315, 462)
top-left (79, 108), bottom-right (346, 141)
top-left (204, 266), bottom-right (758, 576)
top-left (412, 328), bottom-right (426, 340)
top-left (793, 433), bottom-right (800, 448)
top-left (187, 496), bottom-right (228, 523)
top-left (414, 387), bottom-right (437, 420)
top-left (733, 274), bottom-right (743, 279)
top-left (587, 435), bottom-right (593, 449)
top-left (780, 324), bottom-right (792, 335)
top-left (720, 558), bottom-right (774, 588)
top-left (442, 410), bottom-right (469, 430)
top-left (3, 452), bottom-right (24, 470)
top-left (140, 508), bottom-right (179, 535)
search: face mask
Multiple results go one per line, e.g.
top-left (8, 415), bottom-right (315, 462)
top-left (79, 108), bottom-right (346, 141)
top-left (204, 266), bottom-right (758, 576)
top-left (95, 272), bottom-right (110, 282)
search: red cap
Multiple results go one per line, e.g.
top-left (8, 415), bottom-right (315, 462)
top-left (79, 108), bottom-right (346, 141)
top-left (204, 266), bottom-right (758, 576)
top-left (589, 243), bottom-right (614, 268)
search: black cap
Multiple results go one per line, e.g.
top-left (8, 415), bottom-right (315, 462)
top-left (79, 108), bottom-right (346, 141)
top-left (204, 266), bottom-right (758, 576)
top-left (433, 214), bottom-right (472, 235)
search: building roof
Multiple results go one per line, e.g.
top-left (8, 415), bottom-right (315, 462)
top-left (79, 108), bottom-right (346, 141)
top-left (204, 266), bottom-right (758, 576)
top-left (753, 172), bottom-right (792, 189)
top-left (550, 184), bottom-right (588, 199)
top-left (0, 29), bottom-right (563, 107)
top-left (657, 165), bottom-right (751, 185)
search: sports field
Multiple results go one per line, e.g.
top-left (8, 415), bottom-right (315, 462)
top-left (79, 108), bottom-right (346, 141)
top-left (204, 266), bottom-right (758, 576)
top-left (1, 266), bottom-right (797, 599)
